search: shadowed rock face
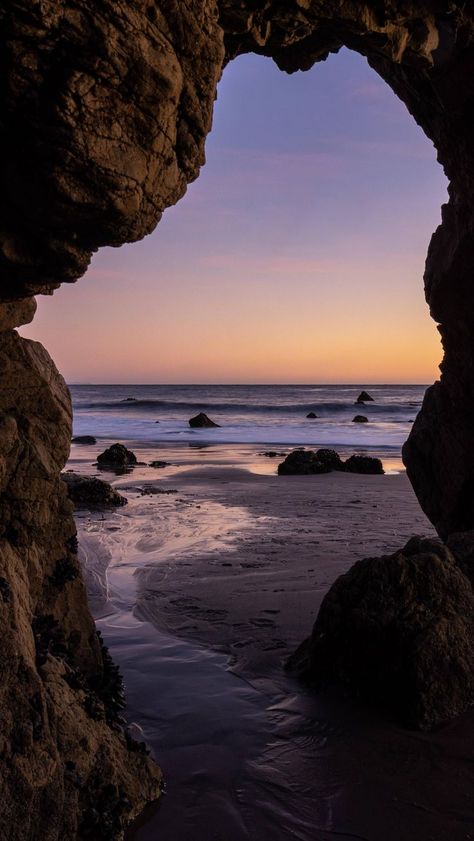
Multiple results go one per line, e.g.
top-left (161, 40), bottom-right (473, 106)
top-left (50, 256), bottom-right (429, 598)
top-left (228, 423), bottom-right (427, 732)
top-left (2, 0), bottom-right (474, 835)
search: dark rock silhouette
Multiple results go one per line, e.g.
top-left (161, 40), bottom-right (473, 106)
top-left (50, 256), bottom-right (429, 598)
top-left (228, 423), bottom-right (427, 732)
top-left (287, 537), bottom-right (474, 729)
top-left (315, 449), bottom-right (345, 471)
top-left (62, 472), bottom-right (127, 507)
top-left (356, 390), bottom-right (374, 403)
top-left (352, 415), bottom-right (368, 423)
top-left (306, 411), bottom-right (317, 418)
top-left (97, 443), bottom-right (138, 467)
top-left (260, 451), bottom-right (286, 457)
top-left (345, 455), bottom-right (384, 475)
top-left (278, 450), bottom-right (331, 475)
top-left (149, 460), bottom-right (171, 468)
top-left (72, 435), bottom-right (96, 444)
top-left (189, 412), bottom-right (220, 428)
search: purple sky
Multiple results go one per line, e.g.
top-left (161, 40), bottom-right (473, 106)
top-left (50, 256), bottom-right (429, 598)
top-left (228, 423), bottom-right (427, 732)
top-left (22, 48), bottom-right (448, 383)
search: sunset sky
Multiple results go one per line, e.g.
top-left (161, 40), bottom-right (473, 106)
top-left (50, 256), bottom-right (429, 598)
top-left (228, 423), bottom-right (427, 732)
top-left (21, 48), bottom-right (448, 384)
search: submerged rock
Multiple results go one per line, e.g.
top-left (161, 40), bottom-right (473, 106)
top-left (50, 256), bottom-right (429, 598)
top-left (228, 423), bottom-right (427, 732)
top-left (62, 472), bottom-right (127, 508)
top-left (352, 415), bottom-right (368, 423)
top-left (277, 449), bottom-right (331, 475)
top-left (306, 411), bottom-right (317, 419)
top-left (97, 443), bottom-right (138, 467)
top-left (189, 412), bottom-right (220, 428)
top-left (344, 455), bottom-right (384, 475)
top-left (260, 450), bottom-right (286, 458)
top-left (149, 460), bottom-right (171, 468)
top-left (356, 391), bottom-right (374, 403)
top-left (72, 435), bottom-right (97, 445)
top-left (287, 537), bottom-right (474, 729)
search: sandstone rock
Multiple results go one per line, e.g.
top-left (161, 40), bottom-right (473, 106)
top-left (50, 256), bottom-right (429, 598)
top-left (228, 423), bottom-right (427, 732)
top-left (306, 411), bottom-right (317, 418)
top-left (97, 443), bottom-right (138, 467)
top-left (352, 415), bottom-right (368, 423)
top-left (72, 435), bottom-right (97, 445)
top-left (0, 297), bottom-right (37, 330)
top-left (344, 455), bottom-right (384, 474)
top-left (356, 390), bottom-right (374, 403)
top-left (189, 412), bottom-right (220, 428)
top-left (287, 537), bottom-right (474, 729)
top-left (277, 449), bottom-right (331, 475)
top-left (62, 472), bottom-right (127, 508)
top-left (0, 330), bottom-right (161, 839)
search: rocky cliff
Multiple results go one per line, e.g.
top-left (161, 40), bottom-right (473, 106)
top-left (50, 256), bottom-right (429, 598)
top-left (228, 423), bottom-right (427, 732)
top-left (0, 299), bottom-right (161, 840)
top-left (2, 1), bottom-right (474, 837)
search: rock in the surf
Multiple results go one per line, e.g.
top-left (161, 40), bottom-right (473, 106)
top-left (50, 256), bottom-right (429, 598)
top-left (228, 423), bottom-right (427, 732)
top-left (189, 412), bottom-right (220, 428)
top-left (71, 435), bottom-right (97, 445)
top-left (356, 390), bottom-right (374, 403)
top-left (352, 415), bottom-right (368, 423)
top-left (97, 442), bottom-right (137, 466)
top-left (278, 449), bottom-right (331, 475)
top-left (149, 460), bottom-right (171, 468)
top-left (62, 472), bottom-right (127, 507)
top-left (306, 411), bottom-right (317, 419)
top-left (344, 455), bottom-right (384, 475)
top-left (287, 537), bottom-right (474, 729)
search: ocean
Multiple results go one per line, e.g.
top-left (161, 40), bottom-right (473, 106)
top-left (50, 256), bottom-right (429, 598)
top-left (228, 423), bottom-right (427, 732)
top-left (70, 383), bottom-right (425, 463)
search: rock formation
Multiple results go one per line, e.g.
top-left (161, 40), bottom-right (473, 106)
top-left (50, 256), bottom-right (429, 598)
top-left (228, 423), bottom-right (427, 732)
top-left (0, 305), bottom-right (161, 839)
top-left (306, 411), bottom-right (317, 418)
top-left (72, 435), bottom-right (97, 445)
top-left (352, 414), bottom-right (368, 423)
top-left (278, 448), bottom-right (384, 475)
top-left (62, 472), bottom-right (128, 508)
top-left (2, 0), bottom-right (474, 835)
top-left (97, 443), bottom-right (138, 468)
top-left (189, 412), bottom-right (220, 428)
top-left (345, 454), bottom-right (384, 475)
top-left (287, 537), bottom-right (474, 729)
top-left (356, 390), bottom-right (374, 403)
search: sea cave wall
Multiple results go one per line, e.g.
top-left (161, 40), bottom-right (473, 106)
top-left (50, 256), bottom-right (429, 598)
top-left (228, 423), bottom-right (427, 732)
top-left (2, 1), bottom-right (474, 837)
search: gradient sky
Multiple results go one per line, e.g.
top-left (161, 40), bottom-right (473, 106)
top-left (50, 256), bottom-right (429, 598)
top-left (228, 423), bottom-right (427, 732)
top-left (21, 48), bottom-right (448, 384)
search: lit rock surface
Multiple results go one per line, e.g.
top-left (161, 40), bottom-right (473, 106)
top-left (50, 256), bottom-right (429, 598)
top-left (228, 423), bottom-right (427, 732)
top-left (0, 316), bottom-right (161, 839)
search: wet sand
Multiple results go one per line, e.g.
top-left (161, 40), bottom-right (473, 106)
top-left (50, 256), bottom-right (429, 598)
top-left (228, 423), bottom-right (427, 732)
top-left (71, 447), bottom-right (474, 841)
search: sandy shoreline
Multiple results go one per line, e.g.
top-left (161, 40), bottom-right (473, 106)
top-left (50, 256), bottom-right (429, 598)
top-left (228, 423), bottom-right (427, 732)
top-left (71, 447), bottom-right (474, 841)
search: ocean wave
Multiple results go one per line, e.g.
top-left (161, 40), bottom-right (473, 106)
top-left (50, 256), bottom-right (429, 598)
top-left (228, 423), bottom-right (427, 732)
top-left (74, 398), bottom-right (415, 416)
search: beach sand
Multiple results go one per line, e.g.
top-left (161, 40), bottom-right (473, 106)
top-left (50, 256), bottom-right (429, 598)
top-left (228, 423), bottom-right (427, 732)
top-left (71, 447), bottom-right (474, 841)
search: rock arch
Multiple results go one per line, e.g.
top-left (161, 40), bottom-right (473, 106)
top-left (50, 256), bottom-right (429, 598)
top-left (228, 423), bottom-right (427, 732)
top-left (1, 2), bottom-right (474, 837)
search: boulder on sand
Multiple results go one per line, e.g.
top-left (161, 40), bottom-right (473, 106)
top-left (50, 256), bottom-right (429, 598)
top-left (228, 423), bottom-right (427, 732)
top-left (344, 455), bottom-right (384, 475)
top-left (356, 390), bottom-right (374, 403)
top-left (287, 537), bottom-right (474, 729)
top-left (277, 449), bottom-right (331, 475)
top-left (97, 443), bottom-right (137, 467)
top-left (62, 472), bottom-right (127, 508)
top-left (315, 449), bottom-right (345, 471)
top-left (352, 415), bottom-right (368, 423)
top-left (306, 412), bottom-right (317, 419)
top-left (189, 412), bottom-right (220, 428)
top-left (71, 435), bottom-right (96, 445)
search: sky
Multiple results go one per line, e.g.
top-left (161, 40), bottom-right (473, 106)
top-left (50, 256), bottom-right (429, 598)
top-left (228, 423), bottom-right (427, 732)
top-left (21, 48), bottom-right (448, 384)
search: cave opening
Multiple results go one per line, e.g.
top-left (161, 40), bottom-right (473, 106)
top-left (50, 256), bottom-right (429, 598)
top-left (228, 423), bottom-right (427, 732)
top-left (4, 6), bottom-right (474, 840)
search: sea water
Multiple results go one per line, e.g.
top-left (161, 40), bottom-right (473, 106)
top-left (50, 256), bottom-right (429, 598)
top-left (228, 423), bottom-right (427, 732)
top-left (70, 383), bottom-right (426, 454)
